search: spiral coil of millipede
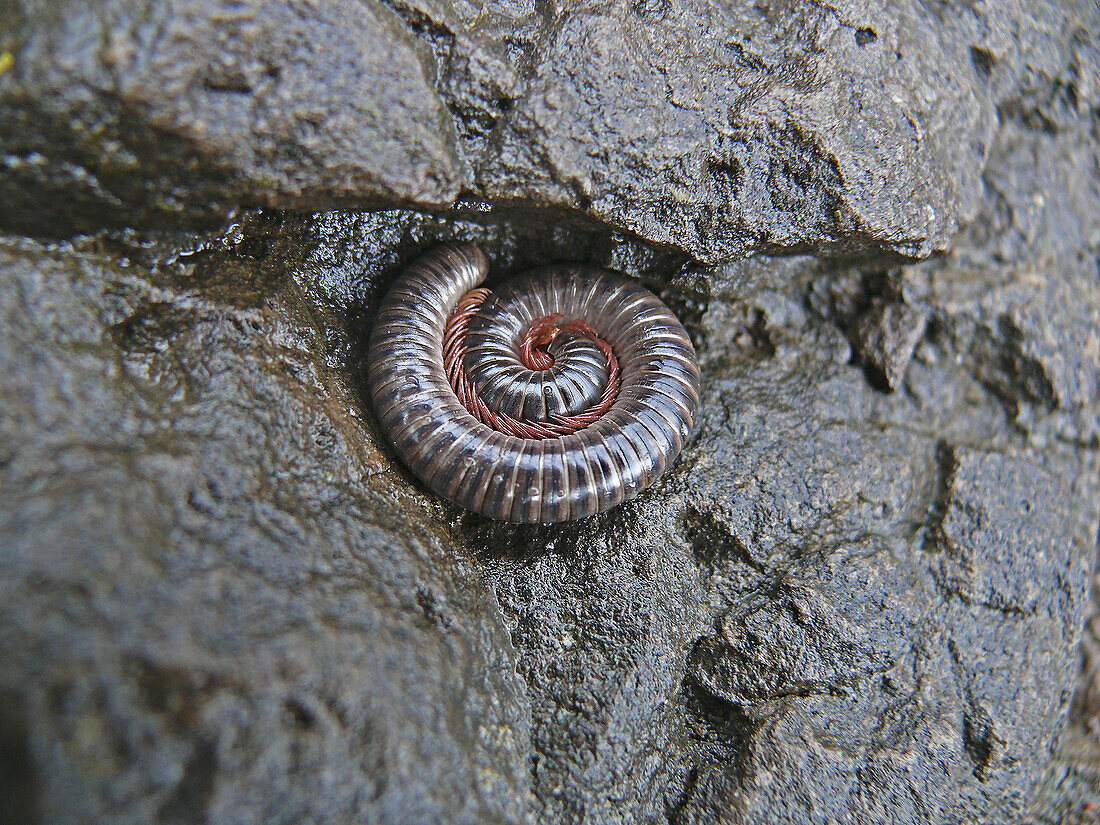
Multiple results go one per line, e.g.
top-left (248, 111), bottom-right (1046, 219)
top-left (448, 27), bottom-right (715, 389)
top-left (368, 244), bottom-right (700, 523)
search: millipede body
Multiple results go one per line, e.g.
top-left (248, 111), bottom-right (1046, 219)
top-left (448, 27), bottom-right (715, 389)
top-left (367, 243), bottom-right (700, 523)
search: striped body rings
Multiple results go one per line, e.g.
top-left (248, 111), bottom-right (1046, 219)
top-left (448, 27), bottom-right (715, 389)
top-left (368, 244), bottom-right (700, 523)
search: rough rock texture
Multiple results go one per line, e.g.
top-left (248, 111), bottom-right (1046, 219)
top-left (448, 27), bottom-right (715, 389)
top-left (0, 0), bottom-right (462, 234)
top-left (2, 0), bottom-right (1100, 824)
top-left (0, 236), bottom-right (532, 825)
top-left (850, 300), bottom-right (927, 391)
top-left (3, 0), bottom-right (1090, 263)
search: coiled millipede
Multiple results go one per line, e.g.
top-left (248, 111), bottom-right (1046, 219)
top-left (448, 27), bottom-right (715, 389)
top-left (368, 244), bottom-right (700, 523)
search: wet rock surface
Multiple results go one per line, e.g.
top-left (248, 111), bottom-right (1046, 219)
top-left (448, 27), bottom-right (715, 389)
top-left (0, 234), bottom-right (532, 825)
top-left (2, 0), bottom-right (1088, 263)
top-left (2, 1), bottom-right (1100, 825)
top-left (0, 0), bottom-right (462, 235)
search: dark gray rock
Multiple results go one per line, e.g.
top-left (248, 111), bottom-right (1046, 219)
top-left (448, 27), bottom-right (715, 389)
top-left (4, 0), bottom-right (1091, 265)
top-left (477, 0), bottom-right (996, 263)
top-left (934, 448), bottom-right (1090, 616)
top-left (668, 279), bottom-right (1097, 823)
top-left (2, 0), bottom-right (1100, 823)
top-left (901, 116), bottom-right (1100, 444)
top-left (0, 238), bottom-right (532, 825)
top-left (464, 510), bottom-right (708, 825)
top-left (0, 0), bottom-right (462, 235)
top-left (851, 301), bottom-right (927, 391)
